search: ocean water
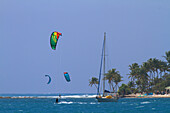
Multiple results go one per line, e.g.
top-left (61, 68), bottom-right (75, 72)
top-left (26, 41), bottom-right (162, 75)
top-left (0, 94), bottom-right (170, 113)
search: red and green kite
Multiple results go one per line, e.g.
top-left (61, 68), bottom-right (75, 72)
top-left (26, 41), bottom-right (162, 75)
top-left (50, 31), bottom-right (62, 50)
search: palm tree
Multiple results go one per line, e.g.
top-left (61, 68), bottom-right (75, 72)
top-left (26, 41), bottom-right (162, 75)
top-left (163, 51), bottom-right (170, 73)
top-left (142, 62), bottom-right (151, 89)
top-left (105, 68), bottom-right (122, 92)
top-left (89, 77), bottom-right (99, 89)
top-left (159, 60), bottom-right (167, 78)
top-left (153, 58), bottom-right (160, 79)
top-left (163, 51), bottom-right (170, 64)
top-left (147, 58), bottom-right (156, 84)
top-left (139, 66), bottom-right (149, 92)
top-left (104, 69), bottom-right (116, 91)
top-left (128, 81), bottom-right (135, 93)
top-left (113, 73), bottom-right (123, 92)
top-left (126, 51), bottom-right (170, 93)
top-left (128, 63), bottom-right (140, 88)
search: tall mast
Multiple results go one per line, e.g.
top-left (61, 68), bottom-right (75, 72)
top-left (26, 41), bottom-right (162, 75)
top-left (97, 33), bottom-right (105, 95)
top-left (103, 32), bottom-right (106, 96)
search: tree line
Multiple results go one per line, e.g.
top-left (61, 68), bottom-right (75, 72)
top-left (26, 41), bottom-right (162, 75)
top-left (89, 51), bottom-right (170, 95)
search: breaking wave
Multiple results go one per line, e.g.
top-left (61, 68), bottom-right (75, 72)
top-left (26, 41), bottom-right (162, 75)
top-left (9, 94), bottom-right (97, 99)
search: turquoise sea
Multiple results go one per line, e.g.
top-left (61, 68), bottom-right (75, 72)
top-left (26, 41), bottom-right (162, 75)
top-left (0, 94), bottom-right (170, 113)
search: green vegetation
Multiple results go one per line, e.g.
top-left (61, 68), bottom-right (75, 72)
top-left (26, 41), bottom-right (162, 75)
top-left (89, 69), bottom-right (123, 92)
top-left (89, 77), bottom-right (99, 89)
top-left (89, 51), bottom-right (170, 95)
top-left (118, 84), bottom-right (131, 96)
top-left (104, 68), bottom-right (122, 92)
top-left (126, 51), bottom-right (170, 94)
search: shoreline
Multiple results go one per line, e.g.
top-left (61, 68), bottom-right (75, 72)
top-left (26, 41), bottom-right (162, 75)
top-left (122, 94), bottom-right (170, 98)
top-left (0, 95), bottom-right (170, 99)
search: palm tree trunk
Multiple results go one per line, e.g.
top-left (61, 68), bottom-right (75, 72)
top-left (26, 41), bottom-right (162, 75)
top-left (111, 83), bottom-right (114, 92)
top-left (95, 84), bottom-right (97, 89)
top-left (156, 71), bottom-right (159, 79)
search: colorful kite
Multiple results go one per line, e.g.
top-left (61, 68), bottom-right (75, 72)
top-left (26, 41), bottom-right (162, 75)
top-left (64, 72), bottom-right (71, 82)
top-left (45, 75), bottom-right (51, 84)
top-left (50, 31), bottom-right (62, 50)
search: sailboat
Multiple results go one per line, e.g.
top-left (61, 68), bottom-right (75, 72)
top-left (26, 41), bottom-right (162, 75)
top-left (96, 32), bottom-right (119, 102)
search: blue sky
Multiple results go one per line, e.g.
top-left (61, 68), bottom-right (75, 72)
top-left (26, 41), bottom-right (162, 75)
top-left (0, 0), bottom-right (170, 94)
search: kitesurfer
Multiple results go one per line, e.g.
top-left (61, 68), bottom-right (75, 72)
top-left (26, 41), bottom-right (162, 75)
top-left (56, 98), bottom-right (59, 103)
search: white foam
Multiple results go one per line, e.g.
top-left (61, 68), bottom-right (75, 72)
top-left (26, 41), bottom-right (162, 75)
top-left (57, 101), bottom-right (98, 105)
top-left (59, 94), bottom-right (97, 99)
top-left (136, 106), bottom-right (144, 108)
top-left (9, 94), bottom-right (97, 99)
top-left (90, 102), bottom-right (98, 104)
top-left (78, 102), bottom-right (87, 104)
top-left (141, 101), bottom-right (151, 104)
top-left (58, 101), bottom-right (73, 104)
top-left (36, 96), bottom-right (58, 98)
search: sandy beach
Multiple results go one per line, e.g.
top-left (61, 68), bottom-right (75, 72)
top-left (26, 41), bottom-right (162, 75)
top-left (123, 94), bottom-right (170, 98)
